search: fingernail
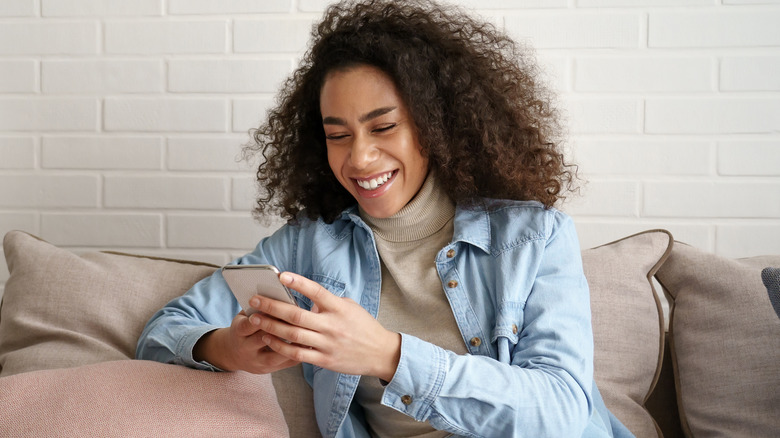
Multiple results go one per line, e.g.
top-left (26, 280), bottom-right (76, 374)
top-left (249, 314), bottom-right (261, 325)
top-left (249, 297), bottom-right (260, 308)
top-left (279, 273), bottom-right (291, 284)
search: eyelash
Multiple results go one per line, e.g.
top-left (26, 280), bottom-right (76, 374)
top-left (373, 123), bottom-right (396, 133)
top-left (325, 124), bottom-right (397, 141)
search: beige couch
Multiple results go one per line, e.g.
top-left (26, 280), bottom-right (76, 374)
top-left (0, 229), bottom-right (778, 437)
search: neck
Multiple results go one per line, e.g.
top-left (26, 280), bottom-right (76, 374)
top-left (359, 172), bottom-right (455, 242)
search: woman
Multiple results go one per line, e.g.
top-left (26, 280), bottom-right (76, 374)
top-left (137, 1), bottom-right (634, 437)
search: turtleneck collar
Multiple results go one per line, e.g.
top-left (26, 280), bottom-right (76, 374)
top-left (359, 172), bottom-right (456, 243)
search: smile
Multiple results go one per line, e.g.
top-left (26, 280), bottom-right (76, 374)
top-left (355, 171), bottom-right (394, 191)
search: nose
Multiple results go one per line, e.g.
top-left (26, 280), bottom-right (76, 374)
top-left (348, 133), bottom-right (379, 170)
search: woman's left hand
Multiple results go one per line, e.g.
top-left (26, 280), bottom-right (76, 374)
top-left (249, 272), bottom-right (401, 382)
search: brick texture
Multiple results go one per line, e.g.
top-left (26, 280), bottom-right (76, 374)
top-left (104, 20), bottom-right (227, 54)
top-left (0, 0), bottom-right (36, 17)
top-left (168, 0), bottom-right (291, 15)
top-left (104, 98), bottom-right (228, 132)
top-left (42, 59), bottom-right (164, 94)
top-left (0, 98), bottom-right (98, 131)
top-left (41, 0), bottom-right (163, 17)
top-left (168, 59), bottom-right (291, 93)
top-left (1, 0), bottom-right (779, 294)
top-left (41, 213), bottom-right (162, 247)
top-left (649, 10), bottom-right (780, 48)
top-left (0, 137), bottom-right (35, 169)
top-left (0, 22), bottom-right (98, 55)
top-left (0, 60), bottom-right (37, 92)
top-left (42, 136), bottom-right (163, 170)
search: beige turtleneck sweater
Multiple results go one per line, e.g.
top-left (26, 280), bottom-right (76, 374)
top-left (355, 173), bottom-right (467, 438)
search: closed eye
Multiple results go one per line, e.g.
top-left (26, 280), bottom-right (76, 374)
top-left (325, 133), bottom-right (349, 140)
top-left (373, 123), bottom-right (396, 133)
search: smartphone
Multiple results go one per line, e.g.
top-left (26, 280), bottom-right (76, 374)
top-left (221, 264), bottom-right (296, 316)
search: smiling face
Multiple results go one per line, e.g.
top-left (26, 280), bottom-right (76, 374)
top-left (320, 65), bottom-right (429, 219)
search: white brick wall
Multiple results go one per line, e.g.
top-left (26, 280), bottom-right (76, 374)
top-left (0, 60), bottom-right (37, 92)
top-left (105, 20), bottom-right (228, 54)
top-left (0, 98), bottom-right (98, 131)
top-left (0, 21), bottom-right (98, 55)
top-left (42, 59), bottom-right (165, 94)
top-left (167, 59), bottom-right (292, 93)
top-left (1, 0), bottom-right (779, 298)
top-left (103, 97), bottom-right (228, 132)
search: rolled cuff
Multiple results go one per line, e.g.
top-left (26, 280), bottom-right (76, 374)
top-left (381, 333), bottom-right (448, 421)
top-left (174, 325), bottom-right (224, 372)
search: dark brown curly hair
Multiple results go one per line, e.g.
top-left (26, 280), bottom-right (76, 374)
top-left (245, 0), bottom-right (575, 224)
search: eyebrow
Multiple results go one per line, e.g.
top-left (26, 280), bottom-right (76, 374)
top-left (322, 106), bottom-right (397, 125)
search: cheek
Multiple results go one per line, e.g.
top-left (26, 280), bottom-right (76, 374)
top-left (403, 133), bottom-right (427, 173)
top-left (409, 145), bottom-right (428, 175)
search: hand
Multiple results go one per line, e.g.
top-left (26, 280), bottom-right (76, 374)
top-left (252, 272), bottom-right (402, 382)
top-left (193, 310), bottom-right (300, 374)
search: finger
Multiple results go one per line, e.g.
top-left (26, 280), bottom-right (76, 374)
top-left (254, 312), bottom-right (325, 348)
top-left (233, 312), bottom-right (264, 337)
top-left (279, 272), bottom-right (338, 310)
top-left (262, 333), bottom-right (324, 366)
top-left (254, 291), bottom-right (317, 331)
top-left (256, 349), bottom-right (299, 367)
top-left (248, 349), bottom-right (300, 374)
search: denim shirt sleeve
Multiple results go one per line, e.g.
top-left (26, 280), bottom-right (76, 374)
top-left (380, 212), bottom-right (595, 437)
top-left (134, 270), bottom-right (240, 371)
top-left (135, 225), bottom-right (296, 370)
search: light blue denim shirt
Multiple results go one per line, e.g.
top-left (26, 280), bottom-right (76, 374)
top-left (137, 199), bottom-right (633, 438)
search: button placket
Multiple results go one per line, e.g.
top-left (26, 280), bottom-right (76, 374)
top-left (439, 251), bottom-right (490, 356)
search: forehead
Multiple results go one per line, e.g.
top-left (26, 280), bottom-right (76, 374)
top-left (319, 65), bottom-right (405, 112)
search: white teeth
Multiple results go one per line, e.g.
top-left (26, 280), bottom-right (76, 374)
top-left (357, 172), bottom-right (393, 190)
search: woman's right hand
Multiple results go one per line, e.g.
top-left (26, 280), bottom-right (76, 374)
top-left (193, 308), bottom-right (300, 374)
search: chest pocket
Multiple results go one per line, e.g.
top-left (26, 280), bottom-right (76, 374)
top-left (491, 301), bottom-right (525, 364)
top-left (294, 274), bottom-right (346, 379)
top-left (291, 273), bottom-right (347, 310)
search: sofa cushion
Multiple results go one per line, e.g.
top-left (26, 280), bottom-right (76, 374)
top-left (0, 359), bottom-right (289, 437)
top-left (583, 229), bottom-right (673, 438)
top-left (0, 230), bottom-right (218, 376)
top-left (1, 230), bottom-right (318, 437)
top-left (656, 243), bottom-right (780, 438)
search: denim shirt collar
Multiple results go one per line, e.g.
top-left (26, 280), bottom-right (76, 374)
top-left (338, 202), bottom-right (492, 255)
top-left (451, 203), bottom-right (491, 254)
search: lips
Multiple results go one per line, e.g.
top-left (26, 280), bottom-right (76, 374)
top-left (351, 170), bottom-right (398, 199)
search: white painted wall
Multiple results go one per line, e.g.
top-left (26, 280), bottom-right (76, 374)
top-left (1, 0), bottom-right (779, 296)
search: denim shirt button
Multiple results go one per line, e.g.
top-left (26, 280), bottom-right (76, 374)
top-left (469, 337), bottom-right (482, 347)
top-left (512, 324), bottom-right (518, 334)
top-left (447, 280), bottom-right (458, 288)
top-left (401, 395), bottom-right (413, 405)
top-left (446, 249), bottom-right (455, 258)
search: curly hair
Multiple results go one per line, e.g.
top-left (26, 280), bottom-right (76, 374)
top-left (245, 0), bottom-right (576, 224)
